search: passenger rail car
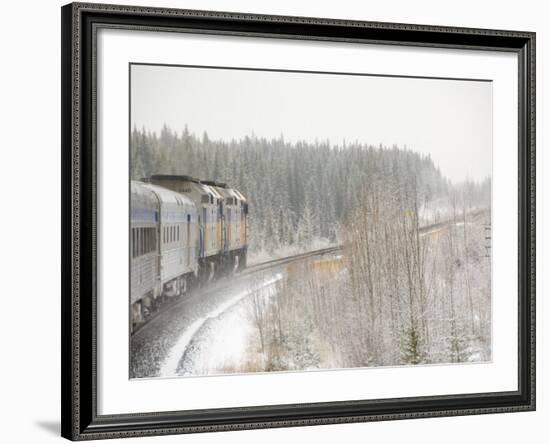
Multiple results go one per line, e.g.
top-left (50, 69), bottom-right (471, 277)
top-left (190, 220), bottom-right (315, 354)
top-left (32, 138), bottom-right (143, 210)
top-left (142, 183), bottom-right (198, 295)
top-left (130, 181), bottom-right (160, 326)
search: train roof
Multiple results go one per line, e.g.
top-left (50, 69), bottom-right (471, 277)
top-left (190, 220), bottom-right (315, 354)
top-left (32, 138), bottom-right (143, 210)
top-left (201, 183), bottom-right (223, 200)
top-left (131, 180), bottom-right (158, 203)
top-left (212, 185), bottom-right (247, 203)
top-left (131, 180), bottom-right (156, 196)
top-left (146, 175), bottom-right (245, 202)
top-left (201, 180), bottom-right (227, 188)
top-left (140, 181), bottom-right (195, 208)
top-left (150, 174), bottom-right (200, 183)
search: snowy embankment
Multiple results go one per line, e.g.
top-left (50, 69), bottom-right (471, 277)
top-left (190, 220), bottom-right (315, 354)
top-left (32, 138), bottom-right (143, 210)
top-left (158, 273), bottom-right (283, 377)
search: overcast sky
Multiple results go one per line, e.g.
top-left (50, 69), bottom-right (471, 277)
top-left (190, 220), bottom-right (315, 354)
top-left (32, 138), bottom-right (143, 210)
top-left (131, 64), bottom-right (492, 183)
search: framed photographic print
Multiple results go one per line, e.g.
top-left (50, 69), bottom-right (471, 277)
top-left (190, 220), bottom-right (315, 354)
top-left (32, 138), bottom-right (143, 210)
top-left (61, 2), bottom-right (536, 440)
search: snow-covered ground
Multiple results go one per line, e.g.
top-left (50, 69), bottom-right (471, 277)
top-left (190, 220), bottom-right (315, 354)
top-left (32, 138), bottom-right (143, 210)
top-left (162, 273), bottom-right (282, 377)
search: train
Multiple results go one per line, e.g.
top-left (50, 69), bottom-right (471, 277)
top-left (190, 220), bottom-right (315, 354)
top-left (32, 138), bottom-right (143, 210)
top-left (130, 175), bottom-right (249, 332)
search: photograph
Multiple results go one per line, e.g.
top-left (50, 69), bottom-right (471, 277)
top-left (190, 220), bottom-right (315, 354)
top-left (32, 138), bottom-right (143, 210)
top-left (129, 63), bottom-right (493, 379)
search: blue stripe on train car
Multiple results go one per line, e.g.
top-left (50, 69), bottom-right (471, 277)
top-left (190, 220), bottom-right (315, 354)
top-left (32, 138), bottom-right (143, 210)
top-left (162, 212), bottom-right (194, 223)
top-left (131, 208), bottom-right (158, 222)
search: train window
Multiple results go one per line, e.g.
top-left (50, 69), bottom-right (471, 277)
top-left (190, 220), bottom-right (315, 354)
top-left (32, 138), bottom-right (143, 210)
top-left (131, 229), bottom-right (135, 258)
top-left (177, 225), bottom-right (180, 241)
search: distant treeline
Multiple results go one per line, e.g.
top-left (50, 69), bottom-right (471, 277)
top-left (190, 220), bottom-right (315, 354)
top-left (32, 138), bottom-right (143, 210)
top-left (131, 125), bottom-right (491, 253)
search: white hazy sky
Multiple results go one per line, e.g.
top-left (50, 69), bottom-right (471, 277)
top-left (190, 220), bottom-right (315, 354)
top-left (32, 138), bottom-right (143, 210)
top-left (131, 64), bottom-right (492, 183)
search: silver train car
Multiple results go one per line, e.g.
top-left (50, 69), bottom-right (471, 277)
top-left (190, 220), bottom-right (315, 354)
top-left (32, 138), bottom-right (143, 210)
top-left (142, 182), bottom-right (198, 294)
top-left (130, 181), bottom-right (160, 325)
top-left (130, 181), bottom-right (199, 329)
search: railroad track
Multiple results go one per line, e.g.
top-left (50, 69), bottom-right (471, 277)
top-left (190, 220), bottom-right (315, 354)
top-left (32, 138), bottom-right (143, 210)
top-left (418, 208), bottom-right (490, 236)
top-left (243, 245), bottom-right (342, 274)
top-left (131, 245), bottom-right (341, 337)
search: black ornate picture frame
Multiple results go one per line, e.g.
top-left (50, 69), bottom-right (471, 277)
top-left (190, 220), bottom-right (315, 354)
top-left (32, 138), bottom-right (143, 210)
top-left (61, 2), bottom-right (535, 440)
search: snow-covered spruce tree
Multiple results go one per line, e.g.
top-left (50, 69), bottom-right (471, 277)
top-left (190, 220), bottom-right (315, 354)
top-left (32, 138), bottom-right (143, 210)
top-left (400, 323), bottom-right (424, 365)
